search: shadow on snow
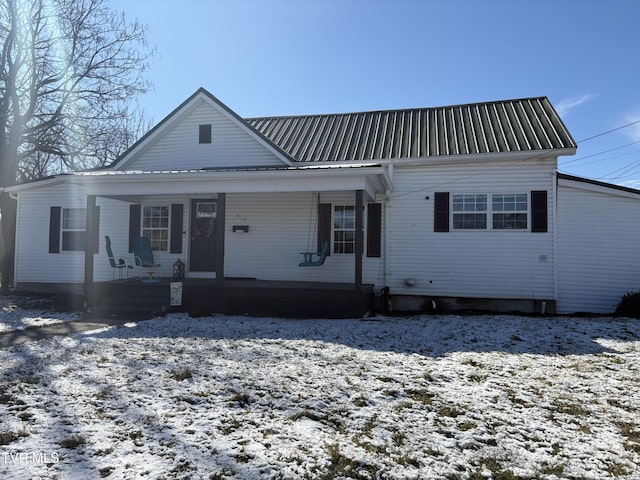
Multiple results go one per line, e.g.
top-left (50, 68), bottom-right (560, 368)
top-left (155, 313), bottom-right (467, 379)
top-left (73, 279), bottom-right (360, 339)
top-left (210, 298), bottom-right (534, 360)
top-left (81, 313), bottom-right (639, 357)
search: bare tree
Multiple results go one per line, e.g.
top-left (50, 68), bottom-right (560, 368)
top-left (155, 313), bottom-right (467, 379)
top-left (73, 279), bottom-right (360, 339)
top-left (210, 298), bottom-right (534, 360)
top-left (0, 0), bottom-right (153, 288)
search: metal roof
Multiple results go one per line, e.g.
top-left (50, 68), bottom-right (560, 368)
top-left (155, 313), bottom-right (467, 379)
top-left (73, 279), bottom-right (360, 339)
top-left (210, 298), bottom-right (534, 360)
top-left (246, 97), bottom-right (576, 163)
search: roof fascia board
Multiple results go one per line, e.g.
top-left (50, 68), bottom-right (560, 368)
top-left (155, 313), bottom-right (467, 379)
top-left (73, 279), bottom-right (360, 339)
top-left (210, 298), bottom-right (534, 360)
top-left (70, 167), bottom-right (390, 199)
top-left (295, 148), bottom-right (576, 168)
top-left (116, 102), bottom-right (199, 168)
top-left (113, 88), bottom-right (295, 170)
top-left (558, 173), bottom-right (640, 199)
top-left (387, 149), bottom-right (572, 167)
top-left (111, 89), bottom-right (204, 170)
top-left (4, 176), bottom-right (67, 193)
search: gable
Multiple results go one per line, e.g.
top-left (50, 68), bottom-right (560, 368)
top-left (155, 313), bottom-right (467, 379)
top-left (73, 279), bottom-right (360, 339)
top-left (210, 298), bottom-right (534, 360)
top-left (116, 93), bottom-right (291, 171)
top-left (110, 90), bottom-right (576, 172)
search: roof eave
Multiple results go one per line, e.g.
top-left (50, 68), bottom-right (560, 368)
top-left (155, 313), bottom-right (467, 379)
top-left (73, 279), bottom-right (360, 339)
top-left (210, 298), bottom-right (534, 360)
top-left (382, 147), bottom-right (577, 167)
top-left (558, 172), bottom-right (640, 198)
top-left (67, 166), bottom-right (392, 200)
top-left (4, 175), bottom-right (68, 193)
top-left (112, 88), bottom-right (296, 170)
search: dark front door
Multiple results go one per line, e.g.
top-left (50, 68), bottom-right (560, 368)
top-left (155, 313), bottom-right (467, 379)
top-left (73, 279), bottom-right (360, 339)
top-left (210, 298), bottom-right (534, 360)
top-left (190, 199), bottom-right (217, 271)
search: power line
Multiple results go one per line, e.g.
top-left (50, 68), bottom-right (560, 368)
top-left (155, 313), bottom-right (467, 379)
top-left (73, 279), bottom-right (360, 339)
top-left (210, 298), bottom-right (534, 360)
top-left (559, 140), bottom-right (640, 166)
top-left (599, 158), bottom-right (640, 180)
top-left (559, 119), bottom-right (640, 179)
top-left (576, 118), bottom-right (640, 143)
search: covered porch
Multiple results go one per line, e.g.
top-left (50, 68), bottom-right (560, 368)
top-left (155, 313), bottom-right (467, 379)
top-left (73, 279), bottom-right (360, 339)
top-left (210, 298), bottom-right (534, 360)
top-left (79, 165), bottom-right (391, 319)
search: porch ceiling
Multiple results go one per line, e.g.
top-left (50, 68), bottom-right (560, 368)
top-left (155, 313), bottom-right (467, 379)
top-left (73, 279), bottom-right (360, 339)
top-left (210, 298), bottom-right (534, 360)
top-left (68, 166), bottom-right (392, 201)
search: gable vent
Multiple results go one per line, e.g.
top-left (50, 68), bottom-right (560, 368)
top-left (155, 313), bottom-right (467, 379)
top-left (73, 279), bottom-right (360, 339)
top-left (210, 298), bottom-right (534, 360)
top-left (199, 124), bottom-right (212, 144)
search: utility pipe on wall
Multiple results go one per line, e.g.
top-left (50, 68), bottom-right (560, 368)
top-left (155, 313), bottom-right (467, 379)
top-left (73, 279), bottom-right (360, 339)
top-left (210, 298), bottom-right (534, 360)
top-left (383, 163), bottom-right (393, 293)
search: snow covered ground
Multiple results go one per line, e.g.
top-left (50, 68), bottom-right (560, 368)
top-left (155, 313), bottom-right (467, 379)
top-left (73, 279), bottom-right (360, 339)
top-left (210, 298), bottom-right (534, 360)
top-left (1, 310), bottom-right (639, 479)
top-left (0, 295), bottom-right (79, 333)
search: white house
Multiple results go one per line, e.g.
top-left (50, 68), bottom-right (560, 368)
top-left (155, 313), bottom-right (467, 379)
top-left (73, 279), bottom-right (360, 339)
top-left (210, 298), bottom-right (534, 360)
top-left (5, 88), bottom-right (639, 316)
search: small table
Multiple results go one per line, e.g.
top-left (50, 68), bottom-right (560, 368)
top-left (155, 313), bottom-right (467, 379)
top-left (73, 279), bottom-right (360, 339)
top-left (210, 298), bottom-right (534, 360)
top-left (142, 271), bottom-right (159, 283)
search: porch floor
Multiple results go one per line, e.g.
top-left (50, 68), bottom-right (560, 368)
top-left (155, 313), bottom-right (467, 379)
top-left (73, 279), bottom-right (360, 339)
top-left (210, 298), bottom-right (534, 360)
top-left (85, 277), bottom-right (375, 320)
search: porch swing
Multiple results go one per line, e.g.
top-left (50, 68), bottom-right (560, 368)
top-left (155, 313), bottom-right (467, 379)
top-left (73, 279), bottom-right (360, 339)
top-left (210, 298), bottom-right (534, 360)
top-left (298, 193), bottom-right (329, 267)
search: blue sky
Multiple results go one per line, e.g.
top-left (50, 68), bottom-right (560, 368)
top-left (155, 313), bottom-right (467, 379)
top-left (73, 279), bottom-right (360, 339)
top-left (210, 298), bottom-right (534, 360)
top-left (111, 0), bottom-right (640, 186)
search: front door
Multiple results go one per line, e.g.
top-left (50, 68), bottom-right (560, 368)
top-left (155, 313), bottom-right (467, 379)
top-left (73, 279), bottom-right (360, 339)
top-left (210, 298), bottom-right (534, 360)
top-left (190, 199), bottom-right (217, 271)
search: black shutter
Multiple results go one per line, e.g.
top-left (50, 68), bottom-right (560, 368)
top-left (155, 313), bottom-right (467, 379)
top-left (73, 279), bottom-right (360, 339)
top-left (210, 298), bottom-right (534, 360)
top-left (531, 190), bottom-right (548, 233)
top-left (317, 203), bottom-right (332, 256)
top-left (170, 204), bottom-right (184, 254)
top-left (49, 206), bottom-right (61, 253)
top-left (367, 203), bottom-right (382, 258)
top-left (129, 204), bottom-right (141, 253)
top-left (434, 192), bottom-right (450, 232)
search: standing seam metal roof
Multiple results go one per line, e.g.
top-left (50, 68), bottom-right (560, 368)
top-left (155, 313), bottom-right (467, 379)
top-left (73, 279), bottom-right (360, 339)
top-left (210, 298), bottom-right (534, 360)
top-left (245, 97), bottom-right (576, 163)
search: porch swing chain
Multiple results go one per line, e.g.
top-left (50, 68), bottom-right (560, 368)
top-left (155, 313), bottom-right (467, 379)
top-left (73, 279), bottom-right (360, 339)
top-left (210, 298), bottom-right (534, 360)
top-left (305, 192), bottom-right (320, 253)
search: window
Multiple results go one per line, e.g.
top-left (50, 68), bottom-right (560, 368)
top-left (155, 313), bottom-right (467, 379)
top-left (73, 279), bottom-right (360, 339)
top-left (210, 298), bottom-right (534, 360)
top-left (199, 124), bottom-right (212, 144)
top-left (333, 206), bottom-right (355, 253)
top-left (61, 208), bottom-right (86, 251)
top-left (436, 190), bottom-right (543, 232)
top-left (452, 193), bottom-right (529, 230)
top-left (492, 194), bottom-right (528, 229)
top-left (143, 206), bottom-right (169, 251)
top-left (196, 202), bottom-right (216, 218)
top-left (453, 194), bottom-right (487, 229)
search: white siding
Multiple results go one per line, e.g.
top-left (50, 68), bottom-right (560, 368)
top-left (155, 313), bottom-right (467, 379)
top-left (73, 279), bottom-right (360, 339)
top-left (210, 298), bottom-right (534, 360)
top-left (15, 188), bottom-right (192, 285)
top-left (95, 195), bottom-right (192, 281)
top-left (225, 192), bottom-right (384, 286)
top-left (556, 183), bottom-right (640, 314)
top-left (94, 197), bottom-right (133, 281)
top-left (124, 100), bottom-right (285, 171)
top-left (15, 184), bottom-right (88, 285)
top-left (387, 159), bottom-right (557, 300)
top-left (16, 186), bottom-right (385, 287)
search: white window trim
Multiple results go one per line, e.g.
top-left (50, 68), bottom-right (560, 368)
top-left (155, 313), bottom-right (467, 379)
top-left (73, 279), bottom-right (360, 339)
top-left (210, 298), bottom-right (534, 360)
top-left (452, 194), bottom-right (487, 230)
top-left (61, 208), bottom-right (87, 251)
top-left (491, 193), bottom-right (528, 230)
top-left (451, 193), bottom-right (529, 231)
top-left (142, 205), bottom-right (170, 251)
top-left (333, 205), bottom-right (356, 254)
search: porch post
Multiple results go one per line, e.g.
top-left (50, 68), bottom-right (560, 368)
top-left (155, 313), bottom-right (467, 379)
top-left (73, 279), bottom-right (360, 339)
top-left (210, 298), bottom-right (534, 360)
top-left (355, 190), bottom-right (363, 289)
top-left (215, 193), bottom-right (226, 287)
top-left (84, 195), bottom-right (97, 288)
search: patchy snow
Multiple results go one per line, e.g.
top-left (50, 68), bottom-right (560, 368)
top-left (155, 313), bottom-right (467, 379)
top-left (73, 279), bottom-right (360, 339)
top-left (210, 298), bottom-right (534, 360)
top-left (1, 312), bottom-right (639, 479)
top-left (0, 295), bottom-right (79, 333)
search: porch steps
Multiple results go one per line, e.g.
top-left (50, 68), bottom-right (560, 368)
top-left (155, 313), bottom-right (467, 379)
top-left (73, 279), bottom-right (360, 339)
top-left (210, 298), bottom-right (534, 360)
top-left (85, 281), bottom-right (169, 321)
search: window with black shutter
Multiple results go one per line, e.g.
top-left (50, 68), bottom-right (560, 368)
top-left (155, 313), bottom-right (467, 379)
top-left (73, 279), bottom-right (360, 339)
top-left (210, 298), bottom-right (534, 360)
top-left (367, 203), bottom-right (382, 258)
top-left (434, 192), bottom-right (450, 232)
top-left (49, 207), bottom-right (61, 253)
top-left (531, 190), bottom-right (548, 233)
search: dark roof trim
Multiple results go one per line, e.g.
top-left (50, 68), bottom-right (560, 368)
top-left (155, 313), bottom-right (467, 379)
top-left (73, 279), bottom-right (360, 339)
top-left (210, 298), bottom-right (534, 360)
top-left (557, 172), bottom-right (640, 196)
top-left (10, 173), bottom-right (66, 187)
top-left (99, 91), bottom-right (576, 170)
top-left (110, 87), bottom-right (296, 168)
top-left (109, 89), bottom-right (203, 168)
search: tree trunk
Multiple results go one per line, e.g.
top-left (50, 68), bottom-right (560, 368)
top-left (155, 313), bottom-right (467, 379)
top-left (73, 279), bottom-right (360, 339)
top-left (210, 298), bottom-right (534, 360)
top-left (0, 192), bottom-right (16, 290)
